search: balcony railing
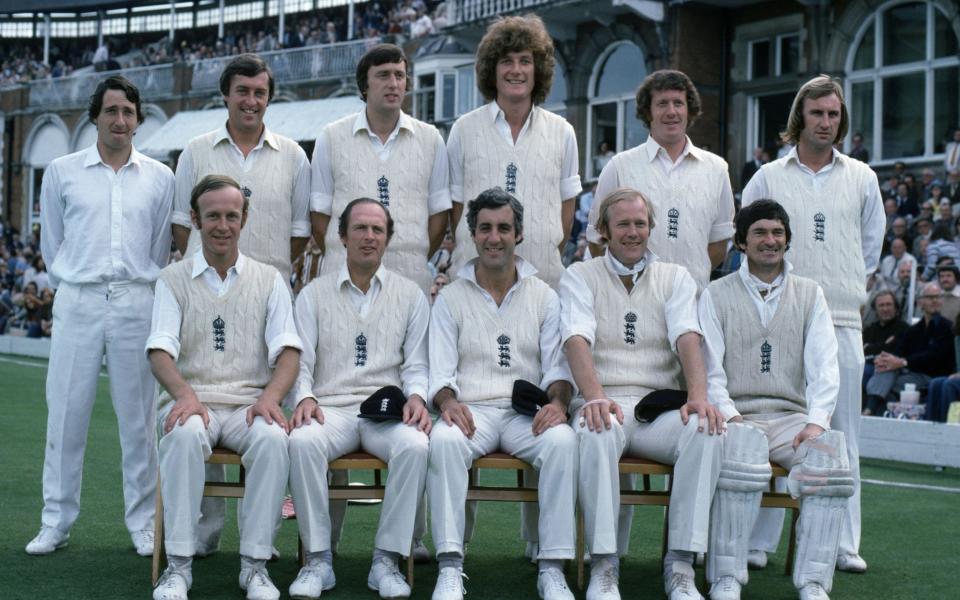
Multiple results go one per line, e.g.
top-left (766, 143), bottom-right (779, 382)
top-left (446, 0), bottom-right (557, 25)
top-left (28, 63), bottom-right (175, 109)
top-left (191, 38), bottom-right (381, 91)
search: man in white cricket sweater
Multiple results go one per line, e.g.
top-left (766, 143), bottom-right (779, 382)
top-left (288, 198), bottom-right (432, 600)
top-left (742, 75), bottom-right (884, 574)
top-left (446, 14), bottom-right (581, 289)
top-left (586, 69), bottom-right (734, 292)
top-left (171, 53), bottom-right (311, 556)
top-left (148, 175), bottom-right (302, 600)
top-left (428, 188), bottom-right (578, 600)
top-left (561, 188), bottom-right (724, 600)
top-left (172, 53), bottom-right (310, 284)
top-left (699, 200), bottom-right (851, 600)
top-left (310, 43), bottom-right (451, 293)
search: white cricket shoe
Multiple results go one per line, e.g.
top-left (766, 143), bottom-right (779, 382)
top-left (25, 527), bottom-right (69, 555)
top-left (289, 561), bottom-right (335, 599)
top-left (708, 575), bottom-right (741, 600)
top-left (798, 583), bottom-right (830, 600)
top-left (746, 549), bottom-right (767, 569)
top-left (239, 564), bottom-right (280, 600)
top-left (368, 557), bottom-right (411, 598)
top-left (132, 528), bottom-right (155, 556)
top-left (836, 553), bottom-right (867, 573)
top-left (537, 568), bottom-right (574, 600)
top-left (431, 566), bottom-right (467, 600)
top-left (664, 561), bottom-right (704, 600)
top-left (586, 561), bottom-right (620, 600)
top-left (153, 567), bottom-right (192, 600)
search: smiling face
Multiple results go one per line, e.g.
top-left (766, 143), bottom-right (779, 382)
top-left (365, 60), bottom-right (407, 114)
top-left (472, 204), bottom-right (520, 273)
top-left (648, 89), bottom-right (689, 148)
top-left (742, 218), bottom-right (788, 272)
top-left (94, 89), bottom-right (138, 153)
top-left (495, 50), bottom-right (535, 104)
top-left (341, 201), bottom-right (389, 274)
top-left (192, 185), bottom-right (246, 264)
top-left (223, 71), bottom-right (270, 136)
top-left (799, 93), bottom-right (842, 153)
top-left (603, 196), bottom-right (650, 268)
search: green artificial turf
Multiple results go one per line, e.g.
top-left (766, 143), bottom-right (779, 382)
top-left (1, 354), bottom-right (956, 599)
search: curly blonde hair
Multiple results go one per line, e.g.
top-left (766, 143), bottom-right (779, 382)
top-left (594, 188), bottom-right (656, 241)
top-left (475, 14), bottom-right (555, 105)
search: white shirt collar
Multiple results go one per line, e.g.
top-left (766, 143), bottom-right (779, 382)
top-left (784, 145), bottom-right (842, 171)
top-left (736, 258), bottom-right (793, 299)
top-left (82, 142), bottom-right (142, 169)
top-left (352, 109), bottom-right (414, 138)
top-left (603, 248), bottom-right (659, 284)
top-left (643, 135), bottom-right (700, 164)
top-left (213, 122), bottom-right (278, 152)
top-left (336, 261), bottom-right (387, 291)
top-left (454, 255), bottom-right (538, 286)
top-left (486, 100), bottom-right (535, 128)
top-left (191, 249), bottom-right (246, 279)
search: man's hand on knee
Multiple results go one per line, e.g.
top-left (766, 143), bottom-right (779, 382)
top-left (164, 391), bottom-right (209, 433)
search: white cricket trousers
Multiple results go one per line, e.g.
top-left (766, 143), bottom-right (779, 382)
top-left (577, 406), bottom-right (722, 555)
top-left (41, 281), bottom-right (157, 535)
top-left (158, 404), bottom-right (289, 559)
top-left (428, 405), bottom-right (578, 559)
top-left (288, 406), bottom-right (429, 555)
top-left (749, 327), bottom-right (863, 557)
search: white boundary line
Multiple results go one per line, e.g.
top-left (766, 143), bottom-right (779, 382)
top-left (862, 478), bottom-right (960, 494)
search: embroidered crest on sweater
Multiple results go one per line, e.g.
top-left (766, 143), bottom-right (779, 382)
top-left (377, 175), bottom-right (390, 206)
top-left (760, 340), bottom-right (772, 373)
top-left (213, 315), bottom-right (226, 352)
top-left (624, 312), bottom-right (637, 345)
top-left (497, 334), bottom-right (512, 367)
top-left (505, 163), bottom-right (517, 193)
top-left (667, 208), bottom-right (680, 239)
top-left (814, 213), bottom-right (825, 242)
top-left (355, 333), bottom-right (368, 367)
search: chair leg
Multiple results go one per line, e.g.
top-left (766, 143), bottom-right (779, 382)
top-left (407, 552), bottom-right (414, 588)
top-left (576, 507), bottom-right (585, 589)
top-left (784, 505), bottom-right (800, 576)
top-left (152, 473), bottom-right (164, 586)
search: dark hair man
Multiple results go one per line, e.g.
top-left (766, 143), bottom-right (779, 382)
top-left (28, 75), bottom-right (174, 558)
top-left (741, 74), bottom-right (885, 574)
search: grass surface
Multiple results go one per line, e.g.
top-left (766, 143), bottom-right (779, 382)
top-left (2, 354), bottom-right (958, 599)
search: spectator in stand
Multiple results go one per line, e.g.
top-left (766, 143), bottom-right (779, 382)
top-left (922, 223), bottom-right (960, 280)
top-left (862, 291), bottom-right (908, 410)
top-left (944, 128), bottom-right (960, 176)
top-left (883, 216), bottom-right (910, 253)
top-left (937, 264), bottom-right (960, 323)
top-left (881, 174), bottom-right (900, 198)
top-left (912, 216), bottom-right (933, 257)
top-left (848, 132), bottom-right (869, 163)
top-left (893, 182), bottom-right (918, 218)
top-left (946, 170), bottom-right (960, 203)
top-left (877, 237), bottom-right (915, 289)
top-left (23, 255), bottom-right (51, 292)
top-left (864, 282), bottom-right (955, 414)
top-left (921, 168), bottom-right (943, 202)
top-left (741, 146), bottom-right (764, 189)
top-left (882, 198), bottom-right (897, 230)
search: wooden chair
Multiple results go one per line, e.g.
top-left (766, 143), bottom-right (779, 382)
top-left (575, 460), bottom-right (799, 588)
top-left (152, 449), bottom-right (415, 588)
top-left (466, 452), bottom-right (538, 503)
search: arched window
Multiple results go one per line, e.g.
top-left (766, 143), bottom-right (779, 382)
top-left (24, 115), bottom-right (70, 231)
top-left (543, 53), bottom-right (568, 116)
top-left (845, 0), bottom-right (959, 163)
top-left (587, 41), bottom-right (648, 179)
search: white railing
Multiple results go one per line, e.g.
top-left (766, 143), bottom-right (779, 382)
top-left (28, 63), bottom-right (175, 108)
top-left (191, 37), bottom-right (380, 91)
top-left (446, 0), bottom-right (557, 25)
